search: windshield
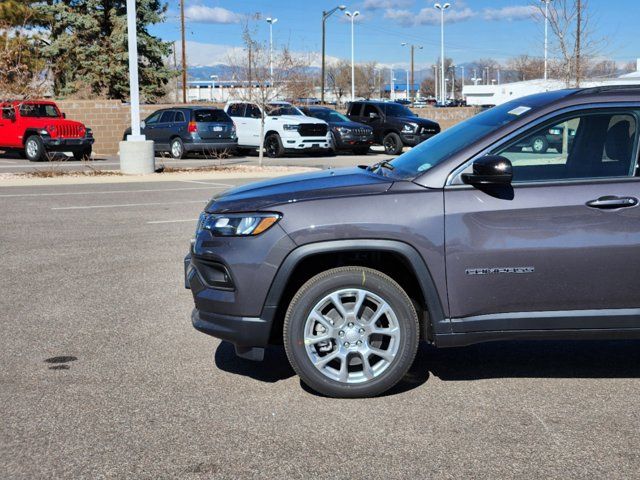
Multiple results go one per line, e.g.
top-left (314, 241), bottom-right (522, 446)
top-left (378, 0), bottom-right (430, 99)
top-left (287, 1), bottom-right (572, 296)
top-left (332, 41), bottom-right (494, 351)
top-left (267, 104), bottom-right (302, 116)
top-left (311, 110), bottom-right (350, 123)
top-left (19, 103), bottom-right (60, 118)
top-left (377, 100), bottom-right (540, 179)
top-left (383, 103), bottom-right (416, 117)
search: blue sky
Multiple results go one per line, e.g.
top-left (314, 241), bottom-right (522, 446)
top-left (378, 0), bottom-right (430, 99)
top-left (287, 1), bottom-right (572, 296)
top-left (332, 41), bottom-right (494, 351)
top-left (151, 0), bottom-right (639, 68)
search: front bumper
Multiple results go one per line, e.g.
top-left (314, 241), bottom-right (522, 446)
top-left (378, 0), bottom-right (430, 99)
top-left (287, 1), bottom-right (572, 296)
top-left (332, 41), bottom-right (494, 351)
top-left (281, 132), bottom-right (331, 151)
top-left (42, 136), bottom-right (94, 150)
top-left (184, 138), bottom-right (238, 152)
top-left (400, 132), bottom-right (436, 147)
top-left (335, 134), bottom-right (374, 150)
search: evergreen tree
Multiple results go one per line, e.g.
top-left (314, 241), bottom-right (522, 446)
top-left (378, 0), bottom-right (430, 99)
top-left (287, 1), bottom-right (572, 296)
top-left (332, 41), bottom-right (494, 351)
top-left (38, 0), bottom-right (173, 101)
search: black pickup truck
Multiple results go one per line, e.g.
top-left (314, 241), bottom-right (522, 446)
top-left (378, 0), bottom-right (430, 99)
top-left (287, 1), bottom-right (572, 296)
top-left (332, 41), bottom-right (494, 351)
top-left (346, 100), bottom-right (440, 154)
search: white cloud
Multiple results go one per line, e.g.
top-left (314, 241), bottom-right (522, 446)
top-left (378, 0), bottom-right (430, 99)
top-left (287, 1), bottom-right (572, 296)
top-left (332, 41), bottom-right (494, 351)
top-left (384, 6), bottom-right (475, 26)
top-left (184, 5), bottom-right (241, 24)
top-left (362, 0), bottom-right (412, 10)
top-left (483, 5), bottom-right (536, 21)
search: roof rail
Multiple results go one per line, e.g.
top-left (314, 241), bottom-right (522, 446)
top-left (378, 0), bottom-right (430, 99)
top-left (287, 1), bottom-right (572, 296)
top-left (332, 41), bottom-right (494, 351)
top-left (572, 84), bottom-right (640, 95)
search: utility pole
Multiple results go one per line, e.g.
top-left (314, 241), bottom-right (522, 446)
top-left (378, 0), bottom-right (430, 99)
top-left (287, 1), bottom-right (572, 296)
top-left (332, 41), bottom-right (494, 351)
top-left (180, 0), bottom-right (186, 103)
top-left (402, 43), bottom-right (423, 102)
top-left (321, 5), bottom-right (346, 105)
top-left (173, 42), bottom-right (179, 102)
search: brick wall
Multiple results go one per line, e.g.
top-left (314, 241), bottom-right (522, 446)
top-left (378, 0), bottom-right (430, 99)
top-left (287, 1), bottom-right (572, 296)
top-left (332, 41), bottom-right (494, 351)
top-left (55, 99), bottom-right (480, 156)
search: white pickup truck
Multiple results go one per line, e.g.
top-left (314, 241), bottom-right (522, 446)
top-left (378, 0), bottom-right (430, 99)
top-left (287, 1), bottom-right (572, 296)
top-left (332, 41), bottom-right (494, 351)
top-left (224, 101), bottom-right (332, 157)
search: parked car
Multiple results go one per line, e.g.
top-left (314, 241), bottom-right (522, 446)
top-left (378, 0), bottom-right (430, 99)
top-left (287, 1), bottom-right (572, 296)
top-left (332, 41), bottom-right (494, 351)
top-left (186, 86), bottom-right (640, 398)
top-left (0, 100), bottom-right (94, 162)
top-left (514, 125), bottom-right (577, 153)
top-left (123, 107), bottom-right (237, 159)
top-left (300, 106), bottom-right (373, 155)
top-left (346, 100), bottom-right (440, 155)
top-left (225, 101), bottom-right (331, 157)
top-left (394, 99), bottom-right (412, 105)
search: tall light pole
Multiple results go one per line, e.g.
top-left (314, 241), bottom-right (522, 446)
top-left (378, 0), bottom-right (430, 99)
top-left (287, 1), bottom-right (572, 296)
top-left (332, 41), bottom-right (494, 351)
top-left (542, 0), bottom-right (552, 80)
top-left (402, 43), bottom-right (423, 102)
top-left (405, 69), bottom-right (410, 100)
top-left (180, 0), bottom-right (187, 103)
top-left (321, 5), bottom-right (346, 104)
top-left (432, 64), bottom-right (438, 101)
top-left (390, 67), bottom-right (395, 100)
top-left (434, 2), bottom-right (450, 105)
top-left (209, 74), bottom-right (218, 102)
top-left (265, 17), bottom-right (278, 80)
top-left (266, 17), bottom-right (278, 79)
top-left (345, 10), bottom-right (359, 101)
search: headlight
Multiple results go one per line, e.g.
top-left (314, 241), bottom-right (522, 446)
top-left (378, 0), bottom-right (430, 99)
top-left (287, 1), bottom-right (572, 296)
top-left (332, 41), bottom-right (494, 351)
top-left (283, 124), bottom-right (299, 131)
top-left (195, 212), bottom-right (281, 237)
top-left (334, 126), bottom-right (351, 135)
top-left (401, 123), bottom-right (418, 133)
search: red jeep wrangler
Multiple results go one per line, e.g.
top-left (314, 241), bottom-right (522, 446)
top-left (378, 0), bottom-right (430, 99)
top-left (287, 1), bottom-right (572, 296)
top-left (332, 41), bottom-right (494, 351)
top-left (0, 100), bottom-right (94, 162)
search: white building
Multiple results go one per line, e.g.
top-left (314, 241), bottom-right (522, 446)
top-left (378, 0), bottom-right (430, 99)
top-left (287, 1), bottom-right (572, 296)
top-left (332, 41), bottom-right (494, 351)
top-left (463, 59), bottom-right (640, 106)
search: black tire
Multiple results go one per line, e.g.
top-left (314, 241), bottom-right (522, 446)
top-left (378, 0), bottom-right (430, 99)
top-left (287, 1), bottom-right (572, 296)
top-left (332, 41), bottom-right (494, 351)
top-left (24, 135), bottom-right (45, 162)
top-left (329, 132), bottom-right (339, 155)
top-left (264, 133), bottom-right (284, 158)
top-left (382, 132), bottom-right (403, 155)
top-left (72, 146), bottom-right (92, 161)
top-left (353, 146), bottom-right (370, 155)
top-left (531, 136), bottom-right (549, 153)
top-left (170, 137), bottom-right (185, 159)
top-left (283, 266), bottom-right (420, 398)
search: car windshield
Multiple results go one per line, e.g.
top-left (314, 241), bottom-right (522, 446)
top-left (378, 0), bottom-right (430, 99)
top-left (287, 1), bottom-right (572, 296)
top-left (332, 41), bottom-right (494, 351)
top-left (19, 103), bottom-right (60, 118)
top-left (375, 100), bottom-right (544, 179)
top-left (312, 110), bottom-right (350, 123)
top-left (267, 104), bottom-right (302, 116)
top-left (383, 103), bottom-right (416, 117)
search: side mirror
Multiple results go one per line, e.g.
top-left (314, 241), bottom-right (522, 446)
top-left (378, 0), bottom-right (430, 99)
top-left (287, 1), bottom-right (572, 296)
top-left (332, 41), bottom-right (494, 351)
top-left (461, 155), bottom-right (513, 185)
top-left (140, 120), bottom-right (146, 129)
top-left (61, 112), bottom-right (66, 118)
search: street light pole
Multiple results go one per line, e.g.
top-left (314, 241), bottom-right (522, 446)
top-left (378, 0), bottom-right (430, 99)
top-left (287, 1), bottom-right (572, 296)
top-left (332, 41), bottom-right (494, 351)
top-left (321, 5), bottom-right (346, 104)
top-left (542, 0), bottom-right (552, 80)
top-left (266, 18), bottom-right (278, 79)
top-left (434, 3), bottom-right (450, 105)
top-left (180, 0), bottom-right (186, 103)
top-left (345, 10), bottom-right (359, 101)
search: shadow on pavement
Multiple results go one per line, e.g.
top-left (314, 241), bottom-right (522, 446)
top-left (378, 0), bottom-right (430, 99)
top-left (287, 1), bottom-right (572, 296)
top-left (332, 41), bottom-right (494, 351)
top-left (214, 341), bottom-right (295, 382)
top-left (215, 338), bottom-right (640, 396)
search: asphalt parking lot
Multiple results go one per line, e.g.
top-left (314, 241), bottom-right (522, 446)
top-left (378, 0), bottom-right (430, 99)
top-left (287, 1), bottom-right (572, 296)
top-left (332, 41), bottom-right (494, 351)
top-left (2, 174), bottom-right (640, 479)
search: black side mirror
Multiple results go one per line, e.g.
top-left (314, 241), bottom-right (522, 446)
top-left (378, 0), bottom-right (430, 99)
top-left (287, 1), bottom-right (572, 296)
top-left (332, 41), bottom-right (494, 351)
top-left (62, 112), bottom-right (66, 118)
top-left (461, 155), bottom-right (513, 185)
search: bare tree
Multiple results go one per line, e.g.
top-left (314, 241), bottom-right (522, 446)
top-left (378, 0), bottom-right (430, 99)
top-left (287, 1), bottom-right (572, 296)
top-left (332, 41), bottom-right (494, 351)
top-left (326, 60), bottom-right (351, 105)
top-left (227, 17), bottom-right (311, 166)
top-left (535, 0), bottom-right (602, 86)
top-left (507, 55), bottom-right (545, 81)
top-left (355, 62), bottom-right (378, 99)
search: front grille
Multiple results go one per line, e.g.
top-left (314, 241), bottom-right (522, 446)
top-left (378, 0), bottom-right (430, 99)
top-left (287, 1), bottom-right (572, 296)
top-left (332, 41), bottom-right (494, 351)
top-left (351, 128), bottom-right (371, 136)
top-left (58, 124), bottom-right (82, 138)
top-left (298, 123), bottom-right (328, 137)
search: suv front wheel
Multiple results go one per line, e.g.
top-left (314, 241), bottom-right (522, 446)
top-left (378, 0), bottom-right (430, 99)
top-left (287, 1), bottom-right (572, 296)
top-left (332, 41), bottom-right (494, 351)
top-left (283, 266), bottom-right (419, 398)
top-left (25, 135), bottom-right (45, 162)
top-left (383, 132), bottom-right (403, 155)
top-left (264, 133), bottom-right (284, 158)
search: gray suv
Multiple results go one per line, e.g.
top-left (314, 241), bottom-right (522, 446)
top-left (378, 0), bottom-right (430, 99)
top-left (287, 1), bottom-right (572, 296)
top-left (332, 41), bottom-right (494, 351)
top-left (123, 107), bottom-right (237, 159)
top-left (186, 86), bottom-right (640, 397)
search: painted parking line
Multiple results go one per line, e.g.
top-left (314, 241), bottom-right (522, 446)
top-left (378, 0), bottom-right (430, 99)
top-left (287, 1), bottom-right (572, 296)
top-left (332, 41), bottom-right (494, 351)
top-left (0, 185), bottom-right (230, 198)
top-left (147, 218), bottom-right (200, 224)
top-left (51, 200), bottom-right (207, 210)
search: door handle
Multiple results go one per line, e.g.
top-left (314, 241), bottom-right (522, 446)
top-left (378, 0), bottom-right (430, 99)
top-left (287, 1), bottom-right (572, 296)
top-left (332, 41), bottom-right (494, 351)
top-left (586, 195), bottom-right (638, 209)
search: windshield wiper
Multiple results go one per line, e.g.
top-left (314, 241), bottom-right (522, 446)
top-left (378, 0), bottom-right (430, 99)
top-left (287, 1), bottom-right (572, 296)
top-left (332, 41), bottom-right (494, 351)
top-left (369, 160), bottom-right (395, 172)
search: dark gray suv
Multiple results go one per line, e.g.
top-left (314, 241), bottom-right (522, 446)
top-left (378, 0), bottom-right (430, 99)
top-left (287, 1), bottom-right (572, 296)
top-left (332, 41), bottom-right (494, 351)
top-left (124, 107), bottom-right (237, 159)
top-left (186, 86), bottom-right (640, 397)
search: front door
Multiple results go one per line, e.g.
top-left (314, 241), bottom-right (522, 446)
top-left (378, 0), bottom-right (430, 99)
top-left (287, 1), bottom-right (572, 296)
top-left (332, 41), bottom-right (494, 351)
top-left (0, 105), bottom-right (19, 148)
top-left (243, 103), bottom-right (262, 147)
top-left (142, 111), bottom-right (162, 144)
top-left (444, 107), bottom-right (640, 332)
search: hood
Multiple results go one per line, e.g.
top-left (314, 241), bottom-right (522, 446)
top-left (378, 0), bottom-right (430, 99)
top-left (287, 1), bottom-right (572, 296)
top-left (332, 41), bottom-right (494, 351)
top-left (269, 115), bottom-right (326, 125)
top-left (394, 116), bottom-right (439, 128)
top-left (205, 167), bottom-right (392, 212)
top-left (329, 120), bottom-right (372, 130)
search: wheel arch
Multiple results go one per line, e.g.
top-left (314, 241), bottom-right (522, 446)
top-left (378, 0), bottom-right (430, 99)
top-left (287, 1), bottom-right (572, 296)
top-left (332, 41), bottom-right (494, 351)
top-left (262, 239), bottom-right (446, 345)
top-left (23, 129), bottom-right (41, 144)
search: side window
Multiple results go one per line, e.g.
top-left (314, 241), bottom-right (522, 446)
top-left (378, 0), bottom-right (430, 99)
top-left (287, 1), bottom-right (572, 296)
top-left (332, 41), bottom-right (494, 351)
top-left (495, 111), bottom-right (638, 182)
top-left (2, 106), bottom-right (15, 119)
top-left (159, 111), bottom-right (175, 123)
top-left (362, 104), bottom-right (380, 119)
top-left (349, 103), bottom-right (363, 116)
top-left (145, 112), bottom-right (162, 125)
top-left (245, 104), bottom-right (261, 119)
top-left (174, 111), bottom-right (185, 123)
top-left (227, 103), bottom-right (245, 117)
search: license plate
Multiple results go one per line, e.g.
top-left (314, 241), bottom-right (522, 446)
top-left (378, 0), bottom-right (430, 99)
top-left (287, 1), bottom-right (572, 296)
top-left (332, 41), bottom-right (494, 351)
top-left (212, 126), bottom-right (223, 132)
